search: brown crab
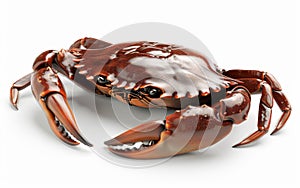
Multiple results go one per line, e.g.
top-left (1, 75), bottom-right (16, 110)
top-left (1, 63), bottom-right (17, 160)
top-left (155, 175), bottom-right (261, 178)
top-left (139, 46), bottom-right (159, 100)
top-left (10, 37), bottom-right (291, 159)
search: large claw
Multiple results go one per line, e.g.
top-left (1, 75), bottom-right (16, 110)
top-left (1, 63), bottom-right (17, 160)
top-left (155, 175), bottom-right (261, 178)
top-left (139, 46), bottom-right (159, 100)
top-left (32, 67), bottom-right (92, 147)
top-left (105, 105), bottom-right (233, 159)
top-left (45, 94), bottom-right (92, 146)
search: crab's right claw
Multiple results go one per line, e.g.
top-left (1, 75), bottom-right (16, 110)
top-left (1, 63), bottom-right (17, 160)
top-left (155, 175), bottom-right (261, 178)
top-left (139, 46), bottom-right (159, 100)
top-left (105, 105), bottom-right (233, 159)
top-left (31, 67), bottom-right (92, 147)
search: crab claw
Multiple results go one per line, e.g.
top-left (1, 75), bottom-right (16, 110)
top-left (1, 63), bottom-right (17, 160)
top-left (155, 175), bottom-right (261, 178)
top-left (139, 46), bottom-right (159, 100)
top-left (45, 94), bottom-right (92, 146)
top-left (105, 105), bottom-right (233, 159)
top-left (31, 67), bottom-right (92, 147)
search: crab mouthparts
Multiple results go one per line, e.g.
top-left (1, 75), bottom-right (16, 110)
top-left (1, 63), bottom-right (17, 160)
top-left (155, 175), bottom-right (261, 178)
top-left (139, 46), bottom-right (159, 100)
top-left (104, 120), bottom-right (169, 158)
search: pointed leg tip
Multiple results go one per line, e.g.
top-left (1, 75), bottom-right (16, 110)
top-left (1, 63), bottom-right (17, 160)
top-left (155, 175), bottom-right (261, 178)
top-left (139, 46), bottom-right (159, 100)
top-left (10, 88), bottom-right (19, 110)
top-left (270, 129), bottom-right (279, 136)
top-left (232, 139), bottom-right (251, 148)
top-left (232, 143), bottom-right (242, 148)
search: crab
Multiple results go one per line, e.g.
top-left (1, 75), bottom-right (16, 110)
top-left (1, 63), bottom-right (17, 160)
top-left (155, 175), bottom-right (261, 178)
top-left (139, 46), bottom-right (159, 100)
top-left (10, 37), bottom-right (291, 159)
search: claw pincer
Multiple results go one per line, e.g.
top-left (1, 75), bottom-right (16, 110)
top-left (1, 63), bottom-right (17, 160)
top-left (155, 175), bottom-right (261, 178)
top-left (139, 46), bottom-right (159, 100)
top-left (105, 87), bottom-right (250, 158)
top-left (11, 50), bottom-right (92, 146)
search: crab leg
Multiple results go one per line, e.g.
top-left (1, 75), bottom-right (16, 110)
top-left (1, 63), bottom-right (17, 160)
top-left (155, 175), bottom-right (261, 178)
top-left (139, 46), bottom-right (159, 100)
top-left (271, 90), bottom-right (291, 134)
top-left (233, 82), bottom-right (273, 147)
top-left (223, 70), bottom-right (291, 136)
top-left (30, 66), bottom-right (92, 146)
top-left (105, 87), bottom-right (251, 158)
top-left (10, 73), bottom-right (32, 110)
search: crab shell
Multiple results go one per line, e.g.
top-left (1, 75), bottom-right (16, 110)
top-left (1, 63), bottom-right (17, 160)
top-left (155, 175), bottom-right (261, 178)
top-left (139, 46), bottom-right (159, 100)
top-left (64, 41), bottom-right (239, 108)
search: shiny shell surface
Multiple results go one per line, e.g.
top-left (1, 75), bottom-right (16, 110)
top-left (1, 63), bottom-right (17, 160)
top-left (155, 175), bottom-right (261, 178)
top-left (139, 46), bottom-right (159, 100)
top-left (66, 41), bottom-right (238, 99)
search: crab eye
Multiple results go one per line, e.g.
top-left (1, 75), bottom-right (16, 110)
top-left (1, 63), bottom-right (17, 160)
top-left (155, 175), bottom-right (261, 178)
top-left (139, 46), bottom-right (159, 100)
top-left (142, 86), bottom-right (163, 98)
top-left (96, 75), bottom-right (110, 85)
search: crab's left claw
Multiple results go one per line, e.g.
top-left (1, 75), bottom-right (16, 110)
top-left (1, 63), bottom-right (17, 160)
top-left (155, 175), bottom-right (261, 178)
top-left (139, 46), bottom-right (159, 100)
top-left (31, 66), bottom-right (92, 147)
top-left (105, 105), bottom-right (233, 159)
top-left (45, 93), bottom-right (93, 146)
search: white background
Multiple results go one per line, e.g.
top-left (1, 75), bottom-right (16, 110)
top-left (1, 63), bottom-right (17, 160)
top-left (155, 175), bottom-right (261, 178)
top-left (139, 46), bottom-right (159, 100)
top-left (1, 0), bottom-right (299, 187)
